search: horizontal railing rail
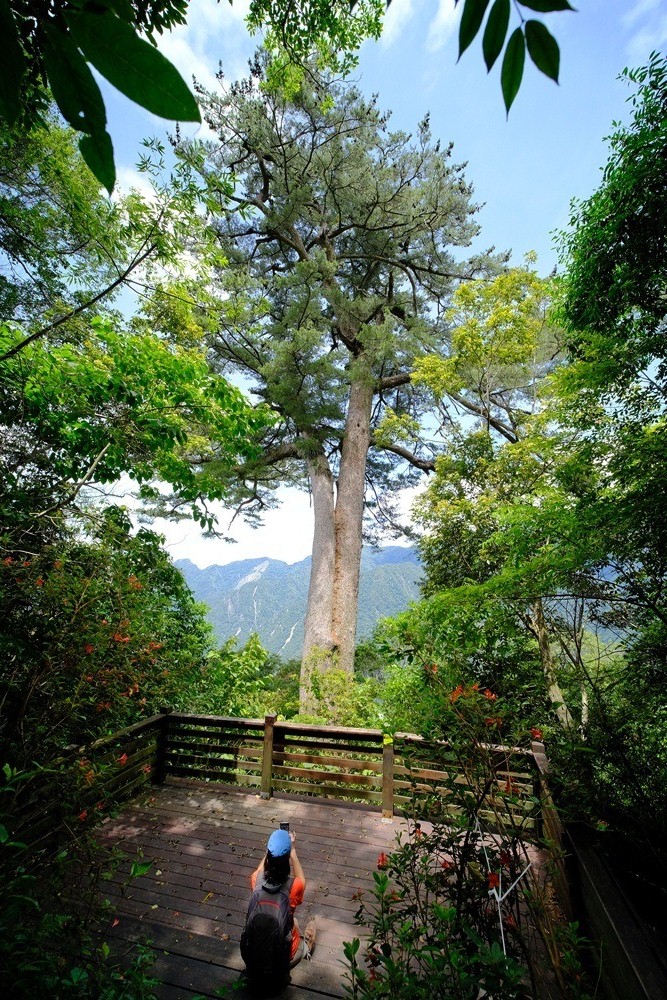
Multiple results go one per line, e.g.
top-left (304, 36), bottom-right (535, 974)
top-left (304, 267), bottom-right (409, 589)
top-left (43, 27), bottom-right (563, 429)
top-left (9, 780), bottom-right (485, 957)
top-left (12, 711), bottom-right (557, 855)
top-left (158, 712), bottom-right (545, 837)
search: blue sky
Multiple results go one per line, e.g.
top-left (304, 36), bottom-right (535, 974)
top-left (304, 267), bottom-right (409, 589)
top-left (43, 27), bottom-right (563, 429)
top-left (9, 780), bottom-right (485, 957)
top-left (105, 0), bottom-right (666, 566)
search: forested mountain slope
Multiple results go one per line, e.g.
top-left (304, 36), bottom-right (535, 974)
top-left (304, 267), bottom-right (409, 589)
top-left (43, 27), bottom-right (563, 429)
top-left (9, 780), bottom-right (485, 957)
top-left (176, 546), bottom-right (421, 656)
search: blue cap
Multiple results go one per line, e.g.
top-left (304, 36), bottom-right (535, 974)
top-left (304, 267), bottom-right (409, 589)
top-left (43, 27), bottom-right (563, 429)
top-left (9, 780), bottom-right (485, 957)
top-left (267, 828), bottom-right (291, 857)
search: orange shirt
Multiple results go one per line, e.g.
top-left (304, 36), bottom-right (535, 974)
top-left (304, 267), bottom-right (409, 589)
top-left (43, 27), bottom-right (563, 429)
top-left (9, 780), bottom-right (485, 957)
top-left (250, 871), bottom-right (305, 958)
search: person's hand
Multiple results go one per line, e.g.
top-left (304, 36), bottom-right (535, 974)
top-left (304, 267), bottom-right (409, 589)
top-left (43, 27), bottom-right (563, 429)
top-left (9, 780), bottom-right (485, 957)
top-left (289, 830), bottom-right (296, 846)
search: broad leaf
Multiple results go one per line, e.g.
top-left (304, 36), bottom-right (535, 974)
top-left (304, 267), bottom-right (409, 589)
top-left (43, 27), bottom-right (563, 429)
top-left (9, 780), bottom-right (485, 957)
top-left (42, 25), bottom-right (107, 134)
top-left (458, 0), bottom-right (491, 59)
top-left (525, 19), bottom-right (560, 82)
top-left (483, 0), bottom-right (510, 72)
top-left (66, 11), bottom-right (200, 122)
top-left (519, 0), bottom-right (574, 10)
top-left (0, 0), bottom-right (27, 125)
top-left (501, 28), bottom-right (526, 113)
top-left (79, 130), bottom-right (116, 194)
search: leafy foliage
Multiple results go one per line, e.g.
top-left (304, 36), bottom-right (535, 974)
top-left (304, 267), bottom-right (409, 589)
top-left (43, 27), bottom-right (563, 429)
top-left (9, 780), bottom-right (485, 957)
top-left (343, 690), bottom-right (591, 999)
top-left (0, 764), bottom-right (160, 998)
top-left (1, 0), bottom-right (199, 191)
top-left (456, 0), bottom-right (573, 111)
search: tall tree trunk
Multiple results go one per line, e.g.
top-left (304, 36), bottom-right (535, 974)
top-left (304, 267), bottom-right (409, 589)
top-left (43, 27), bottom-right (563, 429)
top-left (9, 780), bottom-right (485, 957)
top-left (300, 453), bottom-right (336, 710)
top-left (527, 599), bottom-right (575, 732)
top-left (332, 373), bottom-right (374, 673)
top-left (300, 372), bottom-right (373, 710)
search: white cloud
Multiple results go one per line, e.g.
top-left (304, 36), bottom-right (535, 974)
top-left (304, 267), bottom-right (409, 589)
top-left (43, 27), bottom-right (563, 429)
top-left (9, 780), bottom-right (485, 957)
top-left (155, 487), bottom-right (316, 567)
top-left (622, 0), bottom-right (667, 60)
top-left (426, 0), bottom-right (458, 53)
top-left (381, 0), bottom-right (416, 48)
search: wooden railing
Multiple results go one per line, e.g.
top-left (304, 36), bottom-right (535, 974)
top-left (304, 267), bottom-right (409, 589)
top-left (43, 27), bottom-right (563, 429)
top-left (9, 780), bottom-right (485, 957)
top-left (10, 711), bottom-right (556, 851)
top-left (156, 710), bottom-right (545, 834)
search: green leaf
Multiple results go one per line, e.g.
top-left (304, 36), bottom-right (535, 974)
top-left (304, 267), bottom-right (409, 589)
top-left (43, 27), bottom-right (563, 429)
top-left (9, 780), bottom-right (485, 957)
top-left (525, 19), bottom-right (560, 82)
top-left (458, 0), bottom-right (491, 59)
top-left (519, 0), bottom-right (574, 10)
top-left (42, 25), bottom-right (107, 134)
top-left (483, 0), bottom-right (510, 71)
top-left (501, 28), bottom-right (526, 113)
top-left (0, 824), bottom-right (8, 843)
top-left (130, 859), bottom-right (153, 878)
top-left (79, 130), bottom-right (116, 194)
top-left (0, 0), bottom-right (27, 125)
top-left (66, 12), bottom-right (201, 123)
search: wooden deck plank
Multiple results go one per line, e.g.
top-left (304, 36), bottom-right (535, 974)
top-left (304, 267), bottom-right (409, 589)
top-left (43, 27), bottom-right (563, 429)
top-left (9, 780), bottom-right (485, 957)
top-left (96, 779), bottom-right (406, 1000)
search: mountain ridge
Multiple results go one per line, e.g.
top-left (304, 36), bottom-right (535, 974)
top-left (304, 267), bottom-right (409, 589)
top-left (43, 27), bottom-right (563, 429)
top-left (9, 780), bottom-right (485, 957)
top-left (176, 546), bottom-right (422, 657)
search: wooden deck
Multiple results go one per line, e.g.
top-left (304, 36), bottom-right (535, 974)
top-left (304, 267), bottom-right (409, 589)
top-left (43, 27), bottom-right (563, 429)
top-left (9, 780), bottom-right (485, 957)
top-left (97, 778), bottom-right (409, 999)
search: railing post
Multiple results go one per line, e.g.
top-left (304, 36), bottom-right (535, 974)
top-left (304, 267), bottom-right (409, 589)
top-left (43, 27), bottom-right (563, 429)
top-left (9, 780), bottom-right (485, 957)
top-left (260, 713), bottom-right (277, 799)
top-left (382, 735), bottom-right (394, 820)
top-left (152, 707), bottom-right (173, 785)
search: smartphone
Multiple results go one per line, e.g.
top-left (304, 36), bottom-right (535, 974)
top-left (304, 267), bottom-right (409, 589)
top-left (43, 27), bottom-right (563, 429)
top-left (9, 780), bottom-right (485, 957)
top-left (280, 821), bottom-right (290, 832)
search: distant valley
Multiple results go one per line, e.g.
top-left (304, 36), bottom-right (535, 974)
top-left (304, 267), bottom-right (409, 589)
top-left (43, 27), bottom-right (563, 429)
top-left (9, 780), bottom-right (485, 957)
top-left (176, 546), bottom-right (422, 657)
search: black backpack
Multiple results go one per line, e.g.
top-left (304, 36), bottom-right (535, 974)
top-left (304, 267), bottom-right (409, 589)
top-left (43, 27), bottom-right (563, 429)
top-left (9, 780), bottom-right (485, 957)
top-left (240, 877), bottom-right (294, 982)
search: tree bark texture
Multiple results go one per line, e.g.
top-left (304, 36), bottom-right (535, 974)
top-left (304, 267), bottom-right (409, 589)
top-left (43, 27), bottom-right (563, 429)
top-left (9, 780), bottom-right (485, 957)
top-left (301, 453), bottom-right (336, 710)
top-left (529, 599), bottom-right (575, 732)
top-left (300, 372), bottom-right (373, 709)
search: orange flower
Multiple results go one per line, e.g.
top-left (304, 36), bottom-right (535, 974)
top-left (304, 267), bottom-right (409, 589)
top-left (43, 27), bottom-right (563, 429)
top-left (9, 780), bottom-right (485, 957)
top-left (2, 556), bottom-right (13, 565)
top-left (35, 577), bottom-right (44, 587)
top-left (530, 727), bottom-right (543, 741)
top-left (128, 575), bottom-right (143, 590)
top-left (450, 684), bottom-right (465, 703)
top-left (117, 753), bottom-right (128, 766)
top-left (85, 644), bottom-right (94, 655)
top-left (142, 764), bottom-right (152, 774)
top-left (377, 852), bottom-right (388, 870)
top-left (484, 689), bottom-right (497, 701)
top-left (484, 716), bottom-right (502, 728)
top-left (113, 632), bottom-right (130, 643)
top-left (78, 809), bottom-right (88, 823)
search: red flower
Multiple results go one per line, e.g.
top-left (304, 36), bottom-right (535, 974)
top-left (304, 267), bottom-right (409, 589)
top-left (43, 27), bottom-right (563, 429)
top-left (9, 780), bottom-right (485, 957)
top-left (530, 727), bottom-right (543, 741)
top-left (85, 644), bottom-right (94, 655)
top-left (484, 689), bottom-right (497, 701)
top-left (96, 701), bottom-right (111, 712)
top-left (377, 852), bottom-right (388, 870)
top-left (142, 764), bottom-right (152, 774)
top-left (2, 556), bottom-right (13, 565)
top-left (499, 850), bottom-right (512, 868)
top-left (484, 716), bottom-right (502, 728)
top-left (117, 753), bottom-right (128, 767)
top-left (78, 809), bottom-right (88, 823)
top-left (504, 778), bottom-right (519, 795)
top-left (487, 872), bottom-right (500, 890)
top-left (35, 577), bottom-right (44, 587)
top-left (440, 858), bottom-right (453, 870)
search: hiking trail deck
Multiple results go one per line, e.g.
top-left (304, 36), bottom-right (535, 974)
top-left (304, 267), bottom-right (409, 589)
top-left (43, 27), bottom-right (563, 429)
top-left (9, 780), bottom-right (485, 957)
top-left (98, 778), bottom-right (409, 999)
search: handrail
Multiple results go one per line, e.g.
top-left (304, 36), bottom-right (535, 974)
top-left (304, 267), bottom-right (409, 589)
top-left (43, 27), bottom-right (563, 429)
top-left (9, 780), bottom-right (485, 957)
top-left (13, 712), bottom-right (558, 856)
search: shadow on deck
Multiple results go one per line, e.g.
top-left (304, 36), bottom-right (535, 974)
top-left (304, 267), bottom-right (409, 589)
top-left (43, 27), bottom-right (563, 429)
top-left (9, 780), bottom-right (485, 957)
top-left (98, 779), bottom-right (407, 1000)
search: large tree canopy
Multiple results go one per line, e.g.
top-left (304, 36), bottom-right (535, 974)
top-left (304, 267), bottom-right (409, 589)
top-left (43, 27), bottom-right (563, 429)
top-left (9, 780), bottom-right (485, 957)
top-left (166, 61), bottom-right (505, 703)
